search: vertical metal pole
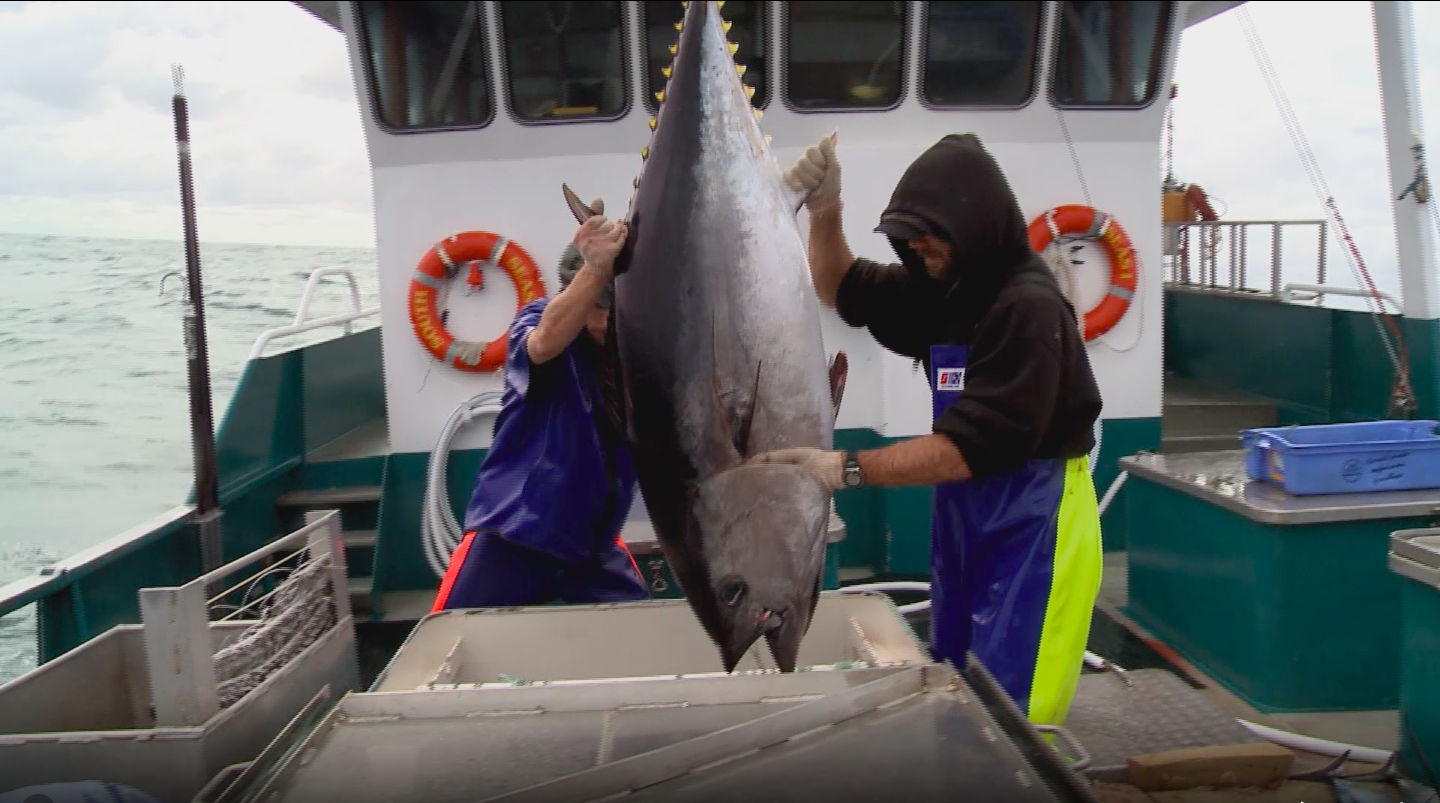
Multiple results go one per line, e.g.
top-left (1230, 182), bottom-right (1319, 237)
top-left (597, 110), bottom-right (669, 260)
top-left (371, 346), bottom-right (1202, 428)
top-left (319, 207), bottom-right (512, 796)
top-left (1374, 0), bottom-right (1440, 321)
top-left (173, 65), bottom-right (223, 576)
top-left (1271, 222), bottom-right (1282, 299)
top-left (1318, 220), bottom-right (1328, 303)
top-left (1237, 224), bottom-right (1247, 291)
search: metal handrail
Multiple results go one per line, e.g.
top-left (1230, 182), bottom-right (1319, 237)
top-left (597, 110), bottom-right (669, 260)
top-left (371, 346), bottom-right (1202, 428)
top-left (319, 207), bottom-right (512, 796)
top-left (1282, 282), bottom-right (1403, 314)
top-left (0, 505), bottom-right (195, 620)
top-left (248, 267), bottom-right (379, 360)
top-left (1164, 219), bottom-right (1329, 299)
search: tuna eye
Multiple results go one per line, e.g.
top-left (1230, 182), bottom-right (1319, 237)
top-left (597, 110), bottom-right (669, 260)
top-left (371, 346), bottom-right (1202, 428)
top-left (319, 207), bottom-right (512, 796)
top-left (720, 580), bottom-right (747, 607)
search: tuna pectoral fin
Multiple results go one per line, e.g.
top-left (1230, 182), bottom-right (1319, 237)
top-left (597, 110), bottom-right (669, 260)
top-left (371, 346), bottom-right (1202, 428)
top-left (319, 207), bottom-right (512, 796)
top-left (828, 351), bottom-right (848, 424)
top-left (562, 183), bottom-right (601, 223)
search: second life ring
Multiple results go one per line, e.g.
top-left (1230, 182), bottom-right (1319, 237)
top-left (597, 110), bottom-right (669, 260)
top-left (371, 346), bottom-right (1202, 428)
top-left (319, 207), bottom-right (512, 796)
top-left (1028, 205), bottom-right (1138, 342)
top-left (409, 231), bottom-right (546, 372)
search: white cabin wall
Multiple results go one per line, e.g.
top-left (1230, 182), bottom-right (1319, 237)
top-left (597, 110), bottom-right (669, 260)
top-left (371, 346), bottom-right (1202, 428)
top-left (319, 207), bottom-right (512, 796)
top-left (340, 1), bottom-right (1185, 454)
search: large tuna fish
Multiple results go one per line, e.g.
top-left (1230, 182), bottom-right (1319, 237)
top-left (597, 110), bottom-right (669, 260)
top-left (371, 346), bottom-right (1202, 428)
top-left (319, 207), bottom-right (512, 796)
top-left (563, 0), bottom-right (845, 673)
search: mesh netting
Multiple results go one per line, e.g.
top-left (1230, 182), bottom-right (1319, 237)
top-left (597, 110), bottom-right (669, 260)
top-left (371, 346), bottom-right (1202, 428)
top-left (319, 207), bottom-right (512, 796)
top-left (211, 549), bottom-right (337, 709)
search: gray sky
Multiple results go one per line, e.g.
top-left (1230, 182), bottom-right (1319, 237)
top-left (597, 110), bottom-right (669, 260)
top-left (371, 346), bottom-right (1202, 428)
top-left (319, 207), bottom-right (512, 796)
top-left (0, 1), bottom-right (369, 247)
top-left (0, 0), bottom-right (1437, 303)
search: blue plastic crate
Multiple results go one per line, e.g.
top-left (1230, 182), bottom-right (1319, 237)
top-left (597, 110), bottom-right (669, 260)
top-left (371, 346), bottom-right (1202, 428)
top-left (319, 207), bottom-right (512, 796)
top-left (1240, 420), bottom-right (1440, 496)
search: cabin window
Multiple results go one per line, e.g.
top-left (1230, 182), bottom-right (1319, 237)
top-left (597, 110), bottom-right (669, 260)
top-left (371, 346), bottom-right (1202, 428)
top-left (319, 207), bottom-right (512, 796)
top-left (355, 1), bottom-right (493, 131)
top-left (1052, 1), bottom-right (1173, 107)
top-left (785, 1), bottom-right (908, 111)
top-left (921, 1), bottom-right (1041, 108)
top-left (641, 1), bottom-right (769, 112)
top-left (499, 1), bottom-right (630, 122)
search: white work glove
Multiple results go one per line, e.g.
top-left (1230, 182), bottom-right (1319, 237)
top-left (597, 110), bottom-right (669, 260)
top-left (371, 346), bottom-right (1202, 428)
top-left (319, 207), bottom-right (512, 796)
top-left (573, 210), bottom-right (626, 279)
top-left (747, 447), bottom-right (845, 492)
top-left (783, 131), bottom-right (841, 214)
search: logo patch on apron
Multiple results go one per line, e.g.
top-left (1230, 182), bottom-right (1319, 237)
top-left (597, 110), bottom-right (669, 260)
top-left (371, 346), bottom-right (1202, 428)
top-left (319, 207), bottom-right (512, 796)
top-left (936, 367), bottom-right (966, 392)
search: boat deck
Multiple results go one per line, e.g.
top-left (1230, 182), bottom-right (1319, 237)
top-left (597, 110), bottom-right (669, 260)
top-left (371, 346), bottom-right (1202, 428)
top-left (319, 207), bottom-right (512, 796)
top-left (1096, 550), bottom-right (1400, 759)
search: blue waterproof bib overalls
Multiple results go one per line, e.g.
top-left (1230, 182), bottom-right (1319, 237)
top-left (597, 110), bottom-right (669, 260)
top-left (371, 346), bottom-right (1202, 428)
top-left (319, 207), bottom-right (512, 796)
top-left (927, 344), bottom-right (1103, 727)
top-left (432, 298), bottom-right (650, 611)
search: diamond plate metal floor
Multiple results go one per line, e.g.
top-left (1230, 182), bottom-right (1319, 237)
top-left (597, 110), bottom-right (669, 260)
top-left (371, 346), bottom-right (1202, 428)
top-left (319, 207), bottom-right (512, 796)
top-left (1066, 668), bottom-right (1262, 768)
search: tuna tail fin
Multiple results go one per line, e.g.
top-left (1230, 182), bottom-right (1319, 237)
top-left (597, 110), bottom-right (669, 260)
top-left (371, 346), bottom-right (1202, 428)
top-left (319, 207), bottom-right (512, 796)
top-left (562, 183), bottom-right (602, 223)
top-left (829, 351), bottom-right (848, 424)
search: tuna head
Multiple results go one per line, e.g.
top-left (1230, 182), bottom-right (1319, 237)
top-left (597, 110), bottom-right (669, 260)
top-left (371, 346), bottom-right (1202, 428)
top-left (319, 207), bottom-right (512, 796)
top-left (692, 463), bottom-right (831, 673)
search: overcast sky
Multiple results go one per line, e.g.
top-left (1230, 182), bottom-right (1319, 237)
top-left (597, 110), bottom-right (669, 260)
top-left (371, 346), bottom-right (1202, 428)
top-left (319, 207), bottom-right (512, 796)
top-left (0, 1), bottom-right (1437, 299)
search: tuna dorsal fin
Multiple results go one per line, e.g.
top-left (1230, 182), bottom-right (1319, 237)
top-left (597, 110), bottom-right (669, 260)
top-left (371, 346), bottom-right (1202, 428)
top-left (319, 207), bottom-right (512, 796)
top-left (828, 351), bottom-right (848, 424)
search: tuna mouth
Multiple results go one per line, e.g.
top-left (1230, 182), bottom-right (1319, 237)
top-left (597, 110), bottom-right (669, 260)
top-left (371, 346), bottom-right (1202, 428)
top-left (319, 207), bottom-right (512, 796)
top-left (757, 608), bottom-right (784, 633)
top-left (721, 608), bottom-right (787, 673)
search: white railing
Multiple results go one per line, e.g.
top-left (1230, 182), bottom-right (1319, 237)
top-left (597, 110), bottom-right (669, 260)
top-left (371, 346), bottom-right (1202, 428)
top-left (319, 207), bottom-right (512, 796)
top-left (248, 267), bottom-right (380, 360)
top-left (1164, 219), bottom-right (1328, 298)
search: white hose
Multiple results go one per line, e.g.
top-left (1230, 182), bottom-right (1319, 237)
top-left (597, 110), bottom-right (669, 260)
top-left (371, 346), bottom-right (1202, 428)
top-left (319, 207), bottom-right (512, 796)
top-left (1097, 471), bottom-right (1127, 518)
top-left (1236, 718), bottom-right (1394, 765)
top-left (422, 391), bottom-right (506, 579)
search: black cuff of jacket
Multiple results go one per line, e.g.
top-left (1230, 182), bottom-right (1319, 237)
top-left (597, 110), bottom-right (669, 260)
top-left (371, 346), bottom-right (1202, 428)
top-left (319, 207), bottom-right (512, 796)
top-left (933, 405), bottom-right (1006, 479)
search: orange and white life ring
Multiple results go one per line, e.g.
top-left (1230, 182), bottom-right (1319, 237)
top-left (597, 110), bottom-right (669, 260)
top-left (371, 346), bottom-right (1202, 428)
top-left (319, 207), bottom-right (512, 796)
top-left (408, 231), bottom-right (546, 372)
top-left (1028, 205), bottom-right (1137, 342)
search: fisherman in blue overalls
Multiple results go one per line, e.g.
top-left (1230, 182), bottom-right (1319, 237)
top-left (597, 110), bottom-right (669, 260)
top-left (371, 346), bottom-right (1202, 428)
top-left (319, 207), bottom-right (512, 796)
top-left (752, 132), bottom-right (1105, 729)
top-left (432, 203), bottom-right (651, 611)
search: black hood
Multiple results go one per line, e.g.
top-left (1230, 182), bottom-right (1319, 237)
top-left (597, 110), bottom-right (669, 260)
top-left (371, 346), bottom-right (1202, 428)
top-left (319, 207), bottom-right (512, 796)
top-left (875, 133), bottom-right (1040, 311)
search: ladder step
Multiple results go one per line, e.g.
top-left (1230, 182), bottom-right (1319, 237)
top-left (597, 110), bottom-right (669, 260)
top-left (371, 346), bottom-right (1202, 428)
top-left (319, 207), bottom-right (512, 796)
top-left (347, 576), bottom-right (373, 601)
top-left (276, 486), bottom-right (383, 507)
top-left (343, 530), bottom-right (378, 549)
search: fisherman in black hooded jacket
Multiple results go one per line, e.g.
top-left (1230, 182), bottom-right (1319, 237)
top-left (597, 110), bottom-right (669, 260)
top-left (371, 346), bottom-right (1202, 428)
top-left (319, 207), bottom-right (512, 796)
top-left (750, 132), bottom-right (1104, 729)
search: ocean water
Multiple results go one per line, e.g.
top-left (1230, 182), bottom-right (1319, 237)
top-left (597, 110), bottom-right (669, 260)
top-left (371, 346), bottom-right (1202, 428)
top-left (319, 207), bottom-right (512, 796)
top-left (0, 232), bottom-right (378, 683)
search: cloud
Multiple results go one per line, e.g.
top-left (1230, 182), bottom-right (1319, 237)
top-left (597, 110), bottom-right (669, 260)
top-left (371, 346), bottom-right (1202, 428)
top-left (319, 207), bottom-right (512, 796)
top-left (0, 1), bottom-right (372, 246)
top-left (0, 0), bottom-right (1436, 275)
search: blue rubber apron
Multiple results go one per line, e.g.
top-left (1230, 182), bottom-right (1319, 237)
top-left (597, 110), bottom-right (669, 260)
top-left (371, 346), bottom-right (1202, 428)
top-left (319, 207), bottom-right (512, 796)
top-left (927, 344), bottom-right (1103, 727)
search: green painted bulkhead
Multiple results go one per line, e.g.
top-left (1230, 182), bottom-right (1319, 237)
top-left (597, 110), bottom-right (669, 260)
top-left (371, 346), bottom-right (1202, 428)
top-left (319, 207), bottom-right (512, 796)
top-left (1165, 286), bottom-right (1440, 424)
top-left (1121, 287), bottom-right (1440, 715)
top-left (1124, 477), bottom-right (1434, 713)
top-left (1396, 568), bottom-right (1440, 780)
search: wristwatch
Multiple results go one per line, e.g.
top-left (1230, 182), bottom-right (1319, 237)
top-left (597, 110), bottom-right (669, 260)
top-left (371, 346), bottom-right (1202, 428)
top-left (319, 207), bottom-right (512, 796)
top-left (841, 451), bottom-right (865, 488)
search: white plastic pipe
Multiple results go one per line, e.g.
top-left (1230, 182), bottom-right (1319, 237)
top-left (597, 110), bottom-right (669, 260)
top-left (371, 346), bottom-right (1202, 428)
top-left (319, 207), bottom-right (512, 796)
top-left (1098, 471), bottom-right (1128, 518)
top-left (1234, 718), bottom-right (1394, 765)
